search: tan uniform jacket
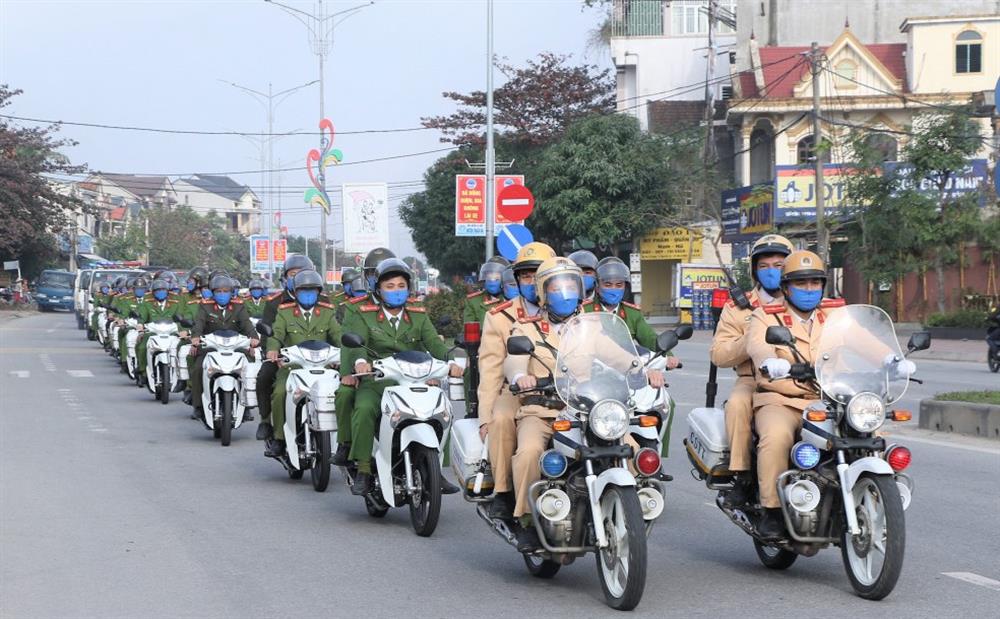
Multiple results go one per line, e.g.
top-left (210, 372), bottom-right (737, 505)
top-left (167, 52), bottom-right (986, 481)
top-left (746, 299), bottom-right (845, 410)
top-left (709, 288), bottom-right (766, 376)
top-left (477, 297), bottom-right (536, 426)
top-left (504, 316), bottom-right (561, 420)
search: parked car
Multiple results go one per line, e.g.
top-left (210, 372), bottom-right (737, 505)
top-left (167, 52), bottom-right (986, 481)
top-left (35, 270), bottom-right (77, 311)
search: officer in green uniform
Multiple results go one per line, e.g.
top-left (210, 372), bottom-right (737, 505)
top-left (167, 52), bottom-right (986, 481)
top-left (568, 249), bottom-right (599, 302)
top-left (584, 259), bottom-right (661, 352)
top-left (330, 269), bottom-right (372, 463)
top-left (263, 269), bottom-right (342, 457)
top-left (461, 258), bottom-right (508, 407)
top-left (244, 278), bottom-right (269, 318)
top-left (90, 281), bottom-right (112, 335)
top-left (189, 275), bottom-right (259, 418)
top-left (340, 258), bottom-right (463, 495)
top-left (117, 276), bottom-right (148, 372)
top-left (135, 278), bottom-right (183, 384)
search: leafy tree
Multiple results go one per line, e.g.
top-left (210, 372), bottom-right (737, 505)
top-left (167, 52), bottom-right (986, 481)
top-left (146, 206), bottom-right (209, 268)
top-left (99, 220), bottom-right (147, 262)
top-left (0, 85), bottom-right (87, 269)
top-left (843, 110), bottom-right (986, 315)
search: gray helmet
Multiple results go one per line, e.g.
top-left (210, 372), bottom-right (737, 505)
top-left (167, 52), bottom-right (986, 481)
top-left (133, 276), bottom-right (150, 289)
top-left (363, 247), bottom-right (396, 276)
top-left (568, 250), bottom-right (599, 272)
top-left (113, 275), bottom-right (128, 289)
top-left (596, 259), bottom-right (630, 284)
top-left (209, 274), bottom-right (233, 291)
top-left (487, 255), bottom-right (511, 267)
top-left (375, 258), bottom-right (412, 286)
top-left (282, 254), bottom-right (315, 277)
top-left (347, 272), bottom-right (366, 292)
top-left (501, 265), bottom-right (516, 287)
top-left (478, 261), bottom-right (506, 282)
top-left (292, 269), bottom-right (324, 292)
top-left (596, 256), bottom-right (624, 269)
top-left (248, 278), bottom-right (267, 290)
top-left (150, 279), bottom-right (170, 292)
top-left (125, 276), bottom-right (139, 288)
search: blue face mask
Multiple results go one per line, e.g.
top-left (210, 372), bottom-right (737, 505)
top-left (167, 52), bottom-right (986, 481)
top-left (349, 286), bottom-right (367, 298)
top-left (250, 288), bottom-right (265, 299)
top-left (519, 283), bottom-right (538, 304)
top-left (201, 288), bottom-right (213, 300)
top-left (153, 290), bottom-right (168, 301)
top-left (100, 286), bottom-right (110, 294)
top-left (546, 290), bottom-right (580, 319)
top-left (787, 286), bottom-right (822, 312)
top-left (757, 267), bottom-right (782, 292)
top-left (367, 275), bottom-right (377, 290)
top-left (343, 284), bottom-right (353, 297)
top-left (381, 288), bottom-right (409, 308)
top-left (484, 280), bottom-right (502, 296)
top-left (296, 289), bottom-right (319, 309)
top-left (599, 287), bottom-right (625, 307)
top-left (186, 281), bottom-right (196, 292)
top-left (134, 288), bottom-right (146, 299)
top-left (214, 291), bottom-right (232, 307)
top-left (503, 284), bottom-right (519, 300)
top-left (583, 275), bottom-right (596, 294)
top-left (285, 278), bottom-right (295, 293)
top-left (118, 287), bottom-right (127, 294)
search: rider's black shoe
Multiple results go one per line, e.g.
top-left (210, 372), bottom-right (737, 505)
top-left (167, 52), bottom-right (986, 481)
top-left (723, 473), bottom-right (753, 509)
top-left (331, 443), bottom-right (351, 466)
top-left (172, 379), bottom-right (187, 393)
top-left (264, 439), bottom-right (286, 458)
top-left (182, 390), bottom-right (192, 405)
top-left (243, 407), bottom-right (255, 423)
top-left (758, 508), bottom-right (786, 541)
top-left (487, 491), bottom-right (515, 522)
top-left (515, 524), bottom-right (542, 553)
top-left (351, 472), bottom-right (373, 496)
top-left (440, 475), bottom-right (460, 495)
top-left (136, 373), bottom-right (147, 388)
top-left (190, 406), bottom-right (202, 421)
top-left (256, 421), bottom-right (273, 441)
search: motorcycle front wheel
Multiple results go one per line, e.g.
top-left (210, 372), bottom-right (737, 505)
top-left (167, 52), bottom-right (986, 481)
top-left (219, 391), bottom-right (233, 446)
top-left (158, 363), bottom-right (170, 404)
top-left (753, 539), bottom-right (797, 569)
top-left (311, 430), bottom-right (331, 492)
top-left (408, 445), bottom-right (442, 537)
top-left (595, 486), bottom-right (647, 611)
top-left (523, 554), bottom-right (561, 579)
top-left (840, 473), bottom-right (905, 600)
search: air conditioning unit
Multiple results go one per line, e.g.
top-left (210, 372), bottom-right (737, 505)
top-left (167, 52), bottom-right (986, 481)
top-left (721, 86), bottom-right (733, 100)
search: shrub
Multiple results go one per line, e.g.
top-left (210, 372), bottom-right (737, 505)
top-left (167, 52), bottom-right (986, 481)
top-left (924, 308), bottom-right (989, 329)
top-left (423, 284), bottom-right (473, 339)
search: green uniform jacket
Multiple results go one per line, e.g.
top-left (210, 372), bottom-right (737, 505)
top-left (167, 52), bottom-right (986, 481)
top-left (266, 300), bottom-right (342, 351)
top-left (583, 299), bottom-right (659, 351)
top-left (138, 298), bottom-right (183, 323)
top-left (462, 290), bottom-right (504, 326)
top-left (114, 295), bottom-right (145, 320)
top-left (192, 300), bottom-right (256, 338)
top-left (340, 303), bottom-right (450, 377)
top-left (243, 297), bottom-right (268, 318)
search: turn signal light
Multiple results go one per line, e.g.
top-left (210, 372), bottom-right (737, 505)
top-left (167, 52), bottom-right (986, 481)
top-left (634, 448), bottom-right (661, 476)
top-left (886, 446), bottom-right (912, 472)
top-left (638, 415), bottom-right (658, 428)
top-left (463, 322), bottom-right (481, 344)
top-left (891, 409), bottom-right (912, 422)
top-left (806, 410), bottom-right (828, 422)
top-left (552, 419), bottom-right (572, 432)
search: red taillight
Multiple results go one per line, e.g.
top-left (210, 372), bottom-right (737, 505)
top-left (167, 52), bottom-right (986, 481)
top-left (887, 446), bottom-right (911, 472)
top-left (635, 448), bottom-right (661, 477)
top-left (463, 322), bottom-right (481, 344)
top-left (711, 288), bottom-right (729, 309)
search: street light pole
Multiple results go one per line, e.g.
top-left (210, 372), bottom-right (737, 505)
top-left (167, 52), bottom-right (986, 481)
top-left (265, 0), bottom-right (373, 281)
top-left (484, 0), bottom-right (495, 259)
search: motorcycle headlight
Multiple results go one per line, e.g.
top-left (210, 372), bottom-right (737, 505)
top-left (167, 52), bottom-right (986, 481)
top-left (302, 345), bottom-right (331, 364)
top-left (846, 392), bottom-right (886, 433)
top-left (397, 359), bottom-right (432, 379)
top-left (589, 399), bottom-right (629, 440)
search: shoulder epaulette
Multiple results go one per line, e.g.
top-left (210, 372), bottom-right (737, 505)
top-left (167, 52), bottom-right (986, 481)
top-left (360, 304), bottom-right (379, 312)
top-left (489, 300), bottom-right (514, 315)
top-left (622, 301), bottom-right (641, 310)
top-left (279, 301), bottom-right (296, 309)
top-left (188, 299), bottom-right (201, 305)
top-left (820, 298), bottom-right (846, 308)
top-left (200, 299), bottom-right (214, 304)
top-left (466, 290), bottom-right (484, 299)
top-left (348, 295), bottom-right (368, 305)
top-left (763, 303), bottom-right (786, 314)
top-left (407, 306), bottom-right (426, 313)
top-left (317, 301), bottom-right (335, 309)
top-left (231, 299), bottom-right (243, 305)
top-left (267, 291), bottom-right (283, 301)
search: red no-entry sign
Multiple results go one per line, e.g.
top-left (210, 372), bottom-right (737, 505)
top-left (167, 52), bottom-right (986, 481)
top-left (497, 184), bottom-right (535, 221)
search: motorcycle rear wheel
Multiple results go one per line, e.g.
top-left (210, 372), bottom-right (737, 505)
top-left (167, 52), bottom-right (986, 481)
top-left (989, 353), bottom-right (999, 373)
top-left (219, 391), bottom-right (233, 446)
top-left (523, 554), bottom-right (561, 578)
top-left (595, 486), bottom-right (647, 611)
top-left (311, 431), bottom-right (331, 492)
top-left (408, 445), bottom-right (442, 537)
top-left (753, 539), bottom-right (797, 569)
top-left (840, 473), bottom-right (905, 600)
top-left (158, 363), bottom-right (170, 405)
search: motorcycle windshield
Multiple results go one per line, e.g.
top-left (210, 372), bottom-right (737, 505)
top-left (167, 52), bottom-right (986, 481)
top-left (815, 304), bottom-right (909, 404)
top-left (554, 313), bottom-right (643, 411)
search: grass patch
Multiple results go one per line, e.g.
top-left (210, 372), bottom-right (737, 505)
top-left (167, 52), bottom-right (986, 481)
top-left (934, 391), bottom-right (1000, 405)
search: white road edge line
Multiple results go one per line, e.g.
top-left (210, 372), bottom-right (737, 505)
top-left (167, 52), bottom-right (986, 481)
top-left (886, 433), bottom-right (1000, 455)
top-left (942, 572), bottom-right (1000, 591)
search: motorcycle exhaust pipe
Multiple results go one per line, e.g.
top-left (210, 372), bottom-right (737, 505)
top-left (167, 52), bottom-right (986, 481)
top-left (637, 486), bottom-right (665, 521)
top-left (536, 488), bottom-right (572, 522)
top-left (786, 479), bottom-right (821, 513)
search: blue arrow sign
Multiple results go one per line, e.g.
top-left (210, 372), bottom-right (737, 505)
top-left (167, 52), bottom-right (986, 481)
top-left (496, 224), bottom-right (534, 261)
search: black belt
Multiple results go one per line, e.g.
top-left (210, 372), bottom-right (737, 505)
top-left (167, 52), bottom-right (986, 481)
top-left (521, 395), bottom-right (566, 410)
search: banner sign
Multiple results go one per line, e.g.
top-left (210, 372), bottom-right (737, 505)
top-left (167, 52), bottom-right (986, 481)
top-left (721, 183), bottom-right (774, 242)
top-left (639, 227), bottom-right (703, 260)
top-left (249, 235), bottom-right (286, 274)
top-left (774, 164), bottom-right (859, 221)
top-left (455, 174), bottom-right (526, 237)
top-left (342, 183), bottom-right (390, 254)
top-left (886, 158), bottom-right (988, 203)
top-left (674, 263), bottom-right (728, 308)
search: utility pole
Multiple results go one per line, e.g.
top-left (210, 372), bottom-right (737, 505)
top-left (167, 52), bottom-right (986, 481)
top-left (221, 78), bottom-right (316, 279)
top-left (484, 0), bottom-right (496, 259)
top-left (810, 41), bottom-right (829, 267)
top-left (265, 0), bottom-right (373, 281)
top-left (702, 0), bottom-right (717, 165)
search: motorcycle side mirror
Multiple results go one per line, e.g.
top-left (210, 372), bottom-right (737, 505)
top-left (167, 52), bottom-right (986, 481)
top-left (255, 322), bottom-right (273, 338)
top-left (341, 332), bottom-right (365, 349)
top-left (435, 315), bottom-right (452, 329)
top-left (765, 325), bottom-right (795, 346)
top-left (907, 331), bottom-right (931, 352)
top-left (178, 317), bottom-right (194, 329)
top-left (453, 332), bottom-right (465, 346)
top-left (655, 331), bottom-right (679, 353)
top-left (674, 324), bottom-right (694, 340)
top-left (129, 310), bottom-right (139, 319)
top-left (507, 335), bottom-right (535, 356)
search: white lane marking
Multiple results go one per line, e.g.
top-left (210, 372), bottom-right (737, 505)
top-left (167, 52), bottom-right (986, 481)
top-left (942, 572), bottom-right (1000, 591)
top-left (8, 370), bottom-right (30, 378)
top-left (67, 370), bottom-right (94, 378)
top-left (886, 433), bottom-right (1000, 455)
top-left (39, 353), bottom-right (57, 372)
top-left (46, 328), bottom-right (55, 333)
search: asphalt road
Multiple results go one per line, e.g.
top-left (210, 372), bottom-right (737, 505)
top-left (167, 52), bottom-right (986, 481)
top-left (2, 311), bottom-right (998, 618)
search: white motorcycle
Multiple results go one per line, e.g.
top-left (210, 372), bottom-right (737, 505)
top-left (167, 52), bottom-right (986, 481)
top-left (631, 329), bottom-right (692, 460)
top-left (340, 333), bottom-right (454, 537)
top-left (198, 330), bottom-right (253, 446)
top-left (269, 340), bottom-right (341, 491)
top-left (123, 316), bottom-right (141, 382)
top-left (143, 319), bottom-right (180, 404)
top-left (95, 306), bottom-right (109, 347)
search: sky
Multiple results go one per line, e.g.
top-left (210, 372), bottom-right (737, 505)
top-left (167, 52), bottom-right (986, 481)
top-left (0, 0), bottom-right (612, 262)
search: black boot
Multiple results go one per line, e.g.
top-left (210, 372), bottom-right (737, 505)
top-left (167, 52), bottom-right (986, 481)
top-left (331, 443), bottom-right (351, 466)
top-left (440, 475), bottom-right (460, 495)
top-left (172, 379), bottom-right (187, 393)
top-left (256, 421), bottom-right (273, 441)
top-left (243, 407), bottom-right (255, 423)
top-left (515, 523), bottom-right (542, 553)
top-left (723, 473), bottom-right (753, 509)
top-left (191, 406), bottom-right (202, 421)
top-left (487, 491), bottom-right (515, 522)
top-left (264, 439), bottom-right (285, 458)
top-left (182, 390), bottom-right (192, 405)
top-left (351, 472), bottom-right (373, 496)
top-left (758, 508), bottom-right (786, 541)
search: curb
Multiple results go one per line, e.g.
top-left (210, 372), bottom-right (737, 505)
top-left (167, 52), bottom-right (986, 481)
top-left (919, 398), bottom-right (1000, 440)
